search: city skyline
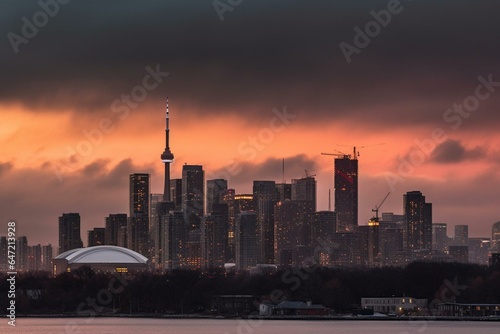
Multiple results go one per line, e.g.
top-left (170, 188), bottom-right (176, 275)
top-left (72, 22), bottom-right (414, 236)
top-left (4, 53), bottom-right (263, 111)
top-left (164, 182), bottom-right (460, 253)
top-left (1, 0), bottom-right (500, 247)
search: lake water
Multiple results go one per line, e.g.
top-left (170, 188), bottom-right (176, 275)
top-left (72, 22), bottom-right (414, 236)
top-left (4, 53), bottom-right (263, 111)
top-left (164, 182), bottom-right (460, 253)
top-left (4, 318), bottom-right (499, 334)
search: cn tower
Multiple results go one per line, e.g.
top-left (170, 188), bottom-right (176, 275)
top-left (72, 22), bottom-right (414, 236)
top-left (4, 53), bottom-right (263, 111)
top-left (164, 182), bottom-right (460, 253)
top-left (161, 97), bottom-right (174, 202)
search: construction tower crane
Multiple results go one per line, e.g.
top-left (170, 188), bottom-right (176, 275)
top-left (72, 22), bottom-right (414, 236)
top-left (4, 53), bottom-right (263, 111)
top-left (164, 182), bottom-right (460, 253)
top-left (304, 169), bottom-right (316, 178)
top-left (372, 192), bottom-right (390, 220)
top-left (335, 143), bottom-right (386, 160)
top-left (321, 152), bottom-right (350, 159)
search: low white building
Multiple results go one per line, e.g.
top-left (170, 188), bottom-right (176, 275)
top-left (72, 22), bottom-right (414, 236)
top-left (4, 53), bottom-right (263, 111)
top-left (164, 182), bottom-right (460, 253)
top-left (53, 245), bottom-right (149, 275)
top-left (361, 297), bottom-right (427, 315)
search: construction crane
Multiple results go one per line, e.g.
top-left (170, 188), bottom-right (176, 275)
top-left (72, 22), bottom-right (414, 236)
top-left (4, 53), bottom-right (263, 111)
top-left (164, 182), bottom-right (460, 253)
top-left (304, 169), bottom-right (316, 178)
top-left (336, 143), bottom-right (386, 160)
top-left (372, 192), bottom-right (390, 220)
top-left (321, 152), bottom-right (350, 159)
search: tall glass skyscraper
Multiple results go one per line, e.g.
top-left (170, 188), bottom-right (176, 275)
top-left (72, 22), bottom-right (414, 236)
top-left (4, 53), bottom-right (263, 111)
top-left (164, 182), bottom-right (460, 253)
top-left (128, 173), bottom-right (150, 257)
top-left (335, 157), bottom-right (358, 232)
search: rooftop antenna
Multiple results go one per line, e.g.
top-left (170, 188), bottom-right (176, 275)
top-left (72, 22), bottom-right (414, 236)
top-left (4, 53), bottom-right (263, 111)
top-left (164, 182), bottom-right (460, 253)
top-left (328, 189), bottom-right (331, 211)
top-left (282, 158), bottom-right (285, 183)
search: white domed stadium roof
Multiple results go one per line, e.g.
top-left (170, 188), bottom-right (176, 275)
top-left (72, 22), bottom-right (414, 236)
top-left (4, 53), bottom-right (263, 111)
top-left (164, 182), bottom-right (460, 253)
top-left (55, 245), bottom-right (148, 264)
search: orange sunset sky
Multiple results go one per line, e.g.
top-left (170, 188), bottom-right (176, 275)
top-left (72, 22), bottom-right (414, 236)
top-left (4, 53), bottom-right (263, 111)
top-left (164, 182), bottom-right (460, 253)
top-left (1, 0), bottom-right (499, 247)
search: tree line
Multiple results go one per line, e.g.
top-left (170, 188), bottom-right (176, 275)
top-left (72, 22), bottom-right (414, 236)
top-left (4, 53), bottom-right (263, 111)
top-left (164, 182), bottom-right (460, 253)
top-left (1, 261), bottom-right (499, 315)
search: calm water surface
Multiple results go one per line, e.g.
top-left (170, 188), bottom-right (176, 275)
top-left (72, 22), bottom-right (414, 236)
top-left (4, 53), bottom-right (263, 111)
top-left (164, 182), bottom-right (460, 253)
top-left (4, 318), bottom-right (499, 334)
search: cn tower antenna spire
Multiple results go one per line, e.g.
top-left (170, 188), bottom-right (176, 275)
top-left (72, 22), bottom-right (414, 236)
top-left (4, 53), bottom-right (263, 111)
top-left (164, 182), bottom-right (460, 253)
top-left (161, 97), bottom-right (174, 202)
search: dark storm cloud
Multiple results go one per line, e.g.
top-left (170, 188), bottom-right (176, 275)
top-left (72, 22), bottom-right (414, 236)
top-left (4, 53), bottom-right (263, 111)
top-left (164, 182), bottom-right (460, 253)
top-left (430, 139), bottom-right (486, 163)
top-left (1, 0), bottom-right (500, 128)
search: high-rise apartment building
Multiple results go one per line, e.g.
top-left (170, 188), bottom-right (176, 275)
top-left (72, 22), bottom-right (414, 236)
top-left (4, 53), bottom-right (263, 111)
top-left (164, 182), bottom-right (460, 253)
top-left (87, 227), bottom-right (105, 247)
top-left (220, 188), bottom-right (236, 262)
top-left (170, 178), bottom-right (183, 211)
top-left (454, 225), bottom-right (469, 246)
top-left (105, 214), bottom-right (128, 246)
top-left (291, 176), bottom-right (316, 210)
top-left (404, 191), bottom-right (432, 251)
top-left (16, 236), bottom-right (28, 271)
top-left (274, 200), bottom-right (314, 266)
top-left (207, 179), bottom-right (228, 214)
top-left (58, 213), bottom-right (83, 255)
top-left (201, 203), bottom-right (229, 269)
top-left (128, 173), bottom-right (150, 257)
top-left (253, 181), bottom-right (277, 264)
top-left (432, 223), bottom-right (449, 253)
top-left (182, 165), bottom-right (204, 228)
top-left (235, 211), bottom-right (259, 270)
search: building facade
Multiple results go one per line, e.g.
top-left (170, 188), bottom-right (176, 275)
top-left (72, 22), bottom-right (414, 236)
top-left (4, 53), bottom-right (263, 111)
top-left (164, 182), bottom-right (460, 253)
top-left (334, 157), bottom-right (358, 232)
top-left (404, 191), bottom-right (432, 251)
top-left (58, 213), bottom-right (83, 255)
top-left (128, 173), bottom-right (151, 257)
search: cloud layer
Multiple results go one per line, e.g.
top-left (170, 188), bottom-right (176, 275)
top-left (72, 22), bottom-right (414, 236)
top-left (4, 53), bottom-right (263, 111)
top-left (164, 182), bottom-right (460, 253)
top-left (1, 0), bottom-right (500, 129)
top-left (1, 0), bottom-right (499, 245)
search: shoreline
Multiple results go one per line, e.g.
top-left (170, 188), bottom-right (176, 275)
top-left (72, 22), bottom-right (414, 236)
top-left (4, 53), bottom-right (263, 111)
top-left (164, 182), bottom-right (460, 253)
top-left (6, 314), bottom-right (500, 322)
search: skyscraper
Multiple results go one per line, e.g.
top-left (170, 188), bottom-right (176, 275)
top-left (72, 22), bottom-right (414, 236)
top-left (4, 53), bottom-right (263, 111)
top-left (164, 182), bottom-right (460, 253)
top-left (206, 179), bottom-right (228, 214)
top-left (128, 173), bottom-right (151, 257)
top-left (152, 200), bottom-right (175, 271)
top-left (170, 178), bottom-right (182, 211)
top-left (150, 193), bottom-right (168, 269)
top-left (432, 223), bottom-right (449, 253)
top-left (201, 203), bottom-right (229, 269)
top-left (404, 191), bottom-right (432, 251)
top-left (28, 244), bottom-right (42, 271)
top-left (253, 181), bottom-right (277, 264)
top-left (16, 236), bottom-right (28, 271)
top-left (454, 225), bottom-right (469, 246)
top-left (105, 213), bottom-right (128, 246)
top-left (274, 200), bottom-right (314, 266)
top-left (334, 156), bottom-right (358, 232)
top-left (276, 183), bottom-right (292, 202)
top-left (311, 211), bottom-right (337, 244)
top-left (162, 211), bottom-right (186, 269)
top-left (235, 211), bottom-right (259, 270)
top-left (41, 244), bottom-right (53, 272)
top-left (161, 98), bottom-right (174, 202)
top-left (181, 165), bottom-right (204, 269)
top-left (492, 221), bottom-right (500, 251)
top-left (58, 213), bottom-right (83, 255)
top-left (291, 176), bottom-right (317, 210)
top-left (182, 165), bottom-right (204, 228)
top-left (220, 188), bottom-right (236, 262)
top-left (234, 194), bottom-right (255, 213)
top-left (88, 227), bottom-right (105, 247)
top-left (379, 213), bottom-right (404, 264)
